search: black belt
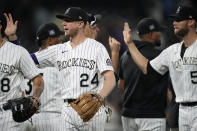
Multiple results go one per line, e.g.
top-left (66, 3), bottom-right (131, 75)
top-left (180, 102), bottom-right (197, 107)
top-left (64, 99), bottom-right (76, 103)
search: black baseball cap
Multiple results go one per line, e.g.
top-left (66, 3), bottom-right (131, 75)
top-left (56, 7), bottom-right (88, 22)
top-left (170, 6), bottom-right (197, 22)
top-left (87, 13), bottom-right (102, 26)
top-left (136, 18), bottom-right (165, 35)
top-left (36, 23), bottom-right (64, 46)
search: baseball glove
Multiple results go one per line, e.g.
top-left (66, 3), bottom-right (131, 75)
top-left (70, 93), bottom-right (104, 122)
top-left (3, 96), bottom-right (40, 122)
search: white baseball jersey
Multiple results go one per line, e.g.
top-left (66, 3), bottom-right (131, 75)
top-left (150, 40), bottom-right (197, 103)
top-left (20, 67), bottom-right (62, 131)
top-left (20, 67), bottom-right (62, 113)
top-left (34, 38), bottom-right (113, 99)
top-left (0, 41), bottom-right (39, 106)
top-left (0, 41), bottom-right (39, 131)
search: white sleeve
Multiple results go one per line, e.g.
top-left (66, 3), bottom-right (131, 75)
top-left (150, 47), bottom-right (171, 75)
top-left (19, 47), bottom-right (40, 79)
top-left (34, 45), bottom-right (57, 68)
top-left (96, 44), bottom-right (114, 73)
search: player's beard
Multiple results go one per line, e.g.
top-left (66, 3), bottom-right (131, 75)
top-left (66, 28), bottom-right (78, 38)
top-left (175, 27), bottom-right (189, 38)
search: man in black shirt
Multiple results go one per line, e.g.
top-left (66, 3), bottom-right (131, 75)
top-left (119, 18), bottom-right (168, 131)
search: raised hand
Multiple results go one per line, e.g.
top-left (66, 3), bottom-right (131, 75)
top-left (4, 13), bottom-right (18, 37)
top-left (108, 36), bottom-right (121, 52)
top-left (123, 22), bottom-right (132, 45)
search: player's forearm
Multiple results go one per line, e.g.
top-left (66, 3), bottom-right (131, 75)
top-left (98, 71), bottom-right (116, 98)
top-left (32, 75), bottom-right (44, 98)
top-left (111, 51), bottom-right (119, 74)
top-left (127, 41), bottom-right (149, 74)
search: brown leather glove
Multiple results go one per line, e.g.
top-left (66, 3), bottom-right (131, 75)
top-left (70, 93), bottom-right (104, 122)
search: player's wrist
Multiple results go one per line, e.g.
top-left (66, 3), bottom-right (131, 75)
top-left (32, 96), bottom-right (41, 108)
top-left (32, 96), bottom-right (40, 103)
top-left (98, 93), bottom-right (105, 99)
top-left (7, 34), bottom-right (18, 41)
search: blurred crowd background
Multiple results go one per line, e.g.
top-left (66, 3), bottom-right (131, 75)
top-left (1, 0), bottom-right (196, 130)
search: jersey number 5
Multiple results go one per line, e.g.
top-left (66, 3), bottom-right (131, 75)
top-left (80, 73), bottom-right (99, 87)
top-left (190, 71), bottom-right (197, 84)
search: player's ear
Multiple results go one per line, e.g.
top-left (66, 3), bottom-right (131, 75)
top-left (78, 21), bottom-right (85, 28)
top-left (188, 19), bottom-right (196, 28)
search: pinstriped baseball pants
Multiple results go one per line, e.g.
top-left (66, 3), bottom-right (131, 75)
top-left (0, 110), bottom-right (21, 131)
top-left (121, 116), bottom-right (166, 131)
top-left (179, 105), bottom-right (197, 131)
top-left (60, 102), bottom-right (106, 131)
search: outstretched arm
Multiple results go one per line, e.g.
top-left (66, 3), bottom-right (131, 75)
top-left (108, 36), bottom-right (121, 74)
top-left (123, 22), bottom-right (148, 74)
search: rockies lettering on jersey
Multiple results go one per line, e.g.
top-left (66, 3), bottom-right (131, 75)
top-left (0, 63), bottom-right (15, 74)
top-left (57, 58), bottom-right (96, 71)
top-left (172, 57), bottom-right (197, 69)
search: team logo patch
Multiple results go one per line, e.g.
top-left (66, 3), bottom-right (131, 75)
top-left (106, 59), bottom-right (112, 66)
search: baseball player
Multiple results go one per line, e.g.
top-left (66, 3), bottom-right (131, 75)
top-left (119, 18), bottom-right (168, 131)
top-left (31, 7), bottom-right (116, 131)
top-left (0, 13), bottom-right (44, 131)
top-left (20, 23), bottom-right (64, 131)
top-left (123, 6), bottom-right (197, 131)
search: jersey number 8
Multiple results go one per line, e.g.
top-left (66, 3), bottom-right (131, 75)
top-left (1, 78), bottom-right (10, 92)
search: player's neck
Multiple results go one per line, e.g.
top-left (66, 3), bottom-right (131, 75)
top-left (70, 33), bottom-right (87, 48)
top-left (0, 37), bottom-right (5, 48)
top-left (182, 31), bottom-right (197, 47)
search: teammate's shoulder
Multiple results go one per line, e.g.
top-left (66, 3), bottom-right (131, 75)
top-left (86, 38), bottom-right (101, 45)
top-left (42, 43), bottom-right (64, 51)
top-left (5, 41), bottom-right (20, 48)
top-left (168, 41), bottom-right (183, 49)
top-left (162, 41), bottom-right (182, 53)
top-left (86, 38), bottom-right (105, 48)
top-left (6, 41), bottom-right (27, 50)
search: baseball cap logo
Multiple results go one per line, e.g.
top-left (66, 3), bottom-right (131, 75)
top-left (189, 15), bottom-right (193, 19)
top-left (176, 6), bottom-right (181, 14)
top-left (49, 30), bottom-right (55, 36)
top-left (65, 8), bottom-right (70, 14)
top-left (79, 16), bottom-right (82, 20)
top-left (149, 24), bottom-right (155, 30)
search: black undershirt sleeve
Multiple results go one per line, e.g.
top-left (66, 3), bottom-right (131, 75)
top-left (147, 62), bottom-right (163, 79)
